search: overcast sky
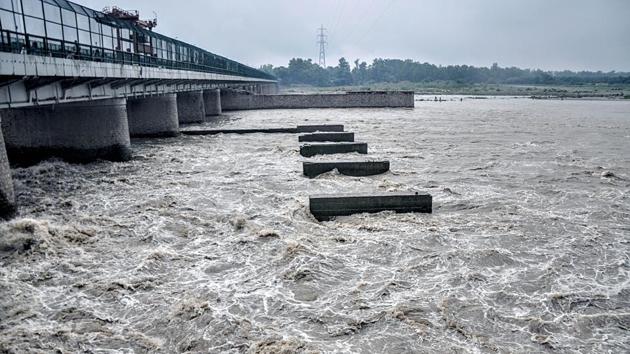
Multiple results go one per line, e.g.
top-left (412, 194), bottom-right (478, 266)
top-left (79, 0), bottom-right (630, 72)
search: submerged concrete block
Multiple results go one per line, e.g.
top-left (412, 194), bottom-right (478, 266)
top-left (303, 161), bottom-right (389, 178)
top-left (297, 125), bottom-right (344, 133)
top-left (183, 128), bottom-right (297, 135)
top-left (203, 89), bottom-right (222, 116)
top-left (0, 120), bottom-right (15, 219)
top-left (127, 94), bottom-right (180, 138)
top-left (177, 91), bottom-right (205, 124)
top-left (1, 98), bottom-right (132, 165)
top-left (309, 192), bottom-right (432, 221)
top-left (299, 132), bottom-right (354, 142)
top-left (300, 143), bottom-right (367, 157)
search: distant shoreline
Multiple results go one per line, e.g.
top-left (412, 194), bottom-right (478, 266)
top-left (280, 83), bottom-right (630, 100)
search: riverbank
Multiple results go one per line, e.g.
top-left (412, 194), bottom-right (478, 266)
top-left (281, 82), bottom-right (630, 100)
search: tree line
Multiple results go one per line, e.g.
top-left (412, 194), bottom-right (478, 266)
top-left (260, 58), bottom-right (630, 87)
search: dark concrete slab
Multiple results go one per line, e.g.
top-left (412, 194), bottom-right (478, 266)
top-left (300, 143), bottom-right (368, 157)
top-left (182, 128), bottom-right (297, 135)
top-left (309, 192), bottom-right (432, 221)
top-left (296, 125), bottom-right (344, 133)
top-left (299, 132), bottom-right (354, 143)
top-left (303, 161), bottom-right (390, 178)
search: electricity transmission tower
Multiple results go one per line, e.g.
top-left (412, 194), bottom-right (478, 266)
top-left (317, 25), bottom-right (327, 67)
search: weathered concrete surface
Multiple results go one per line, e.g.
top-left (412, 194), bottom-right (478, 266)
top-left (177, 91), bottom-right (205, 124)
top-left (127, 94), bottom-right (179, 138)
top-left (221, 90), bottom-right (414, 111)
top-left (203, 89), bottom-right (222, 116)
top-left (309, 192), bottom-right (432, 221)
top-left (296, 125), bottom-right (344, 133)
top-left (299, 132), bottom-right (354, 142)
top-left (303, 161), bottom-right (389, 178)
top-left (1, 98), bottom-right (132, 165)
top-left (181, 124), bottom-right (345, 136)
top-left (300, 143), bottom-right (368, 157)
top-left (0, 118), bottom-right (16, 218)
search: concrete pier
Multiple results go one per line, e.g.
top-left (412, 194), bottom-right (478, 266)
top-left (221, 90), bottom-right (414, 111)
top-left (0, 120), bottom-right (15, 218)
top-left (300, 143), bottom-right (368, 157)
top-left (203, 89), bottom-right (222, 116)
top-left (309, 192), bottom-right (432, 221)
top-left (299, 132), bottom-right (354, 142)
top-left (1, 98), bottom-right (132, 165)
top-left (127, 94), bottom-right (179, 138)
top-left (177, 91), bottom-right (205, 124)
top-left (303, 161), bottom-right (390, 178)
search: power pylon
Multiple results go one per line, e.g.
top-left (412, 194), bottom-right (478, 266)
top-left (317, 25), bottom-right (327, 67)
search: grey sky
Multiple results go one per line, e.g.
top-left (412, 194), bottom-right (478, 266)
top-left (79, 0), bottom-right (630, 71)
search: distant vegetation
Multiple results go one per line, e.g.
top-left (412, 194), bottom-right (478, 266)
top-left (260, 58), bottom-right (630, 87)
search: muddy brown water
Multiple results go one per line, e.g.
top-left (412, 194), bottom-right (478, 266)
top-left (1, 97), bottom-right (629, 353)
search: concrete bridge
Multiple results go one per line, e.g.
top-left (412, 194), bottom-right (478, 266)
top-left (0, 0), bottom-right (278, 217)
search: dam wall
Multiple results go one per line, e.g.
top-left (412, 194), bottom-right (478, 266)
top-left (221, 90), bottom-right (414, 111)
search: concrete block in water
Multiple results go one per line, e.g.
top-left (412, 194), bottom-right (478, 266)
top-left (127, 94), bottom-right (180, 138)
top-left (303, 161), bottom-right (389, 178)
top-left (182, 128), bottom-right (297, 135)
top-left (1, 98), bottom-right (132, 165)
top-left (0, 120), bottom-right (15, 218)
top-left (300, 143), bottom-right (367, 157)
top-left (299, 132), bottom-right (354, 142)
top-left (296, 125), bottom-right (344, 133)
top-left (203, 89), bottom-right (222, 116)
top-left (177, 91), bottom-right (205, 124)
top-left (309, 192), bottom-right (432, 221)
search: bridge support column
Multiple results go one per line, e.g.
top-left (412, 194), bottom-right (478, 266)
top-left (127, 94), bottom-right (179, 137)
top-left (203, 89), bottom-right (222, 117)
top-left (1, 98), bottom-right (132, 166)
top-left (0, 117), bottom-right (16, 219)
top-left (176, 91), bottom-right (205, 124)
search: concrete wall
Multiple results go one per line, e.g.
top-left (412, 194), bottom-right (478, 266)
top-left (220, 90), bottom-right (414, 111)
top-left (127, 94), bottom-right (180, 138)
top-left (203, 89), bottom-right (222, 116)
top-left (0, 116), bottom-right (16, 219)
top-left (177, 91), bottom-right (205, 124)
top-left (1, 98), bottom-right (132, 166)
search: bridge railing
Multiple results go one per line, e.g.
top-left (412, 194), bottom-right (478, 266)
top-left (0, 0), bottom-right (275, 81)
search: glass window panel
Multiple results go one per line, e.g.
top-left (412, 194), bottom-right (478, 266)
top-left (0, 0), bottom-right (14, 11)
top-left (90, 31), bottom-right (101, 46)
top-left (78, 29), bottom-right (89, 44)
top-left (89, 17), bottom-right (98, 32)
top-left (45, 20), bottom-right (61, 39)
top-left (120, 28), bottom-right (129, 40)
top-left (101, 24), bottom-right (112, 37)
top-left (76, 14), bottom-right (88, 29)
top-left (63, 25), bottom-right (76, 41)
top-left (0, 9), bottom-right (16, 30)
top-left (61, 8), bottom-right (74, 27)
top-left (24, 16), bottom-right (45, 36)
top-left (103, 35), bottom-right (113, 49)
top-left (43, 2), bottom-right (59, 22)
top-left (22, 0), bottom-right (43, 18)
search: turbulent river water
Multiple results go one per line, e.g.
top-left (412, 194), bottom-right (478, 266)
top-left (1, 96), bottom-right (629, 353)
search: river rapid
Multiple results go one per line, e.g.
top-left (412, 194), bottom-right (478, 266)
top-left (1, 97), bottom-right (629, 353)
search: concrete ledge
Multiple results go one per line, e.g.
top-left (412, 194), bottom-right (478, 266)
top-left (303, 161), bottom-right (389, 178)
top-left (299, 132), bottom-right (354, 142)
top-left (309, 192), bottom-right (432, 221)
top-left (181, 124), bottom-right (344, 136)
top-left (296, 125), bottom-right (344, 133)
top-left (300, 143), bottom-right (368, 157)
top-left (221, 90), bottom-right (414, 110)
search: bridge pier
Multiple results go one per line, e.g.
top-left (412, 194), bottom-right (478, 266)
top-left (176, 91), bottom-right (206, 124)
top-left (1, 98), bottom-right (132, 166)
top-left (127, 94), bottom-right (180, 138)
top-left (203, 89), bottom-right (222, 116)
top-left (0, 117), bottom-right (16, 219)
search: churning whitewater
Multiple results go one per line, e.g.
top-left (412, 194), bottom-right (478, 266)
top-left (1, 97), bottom-right (629, 353)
